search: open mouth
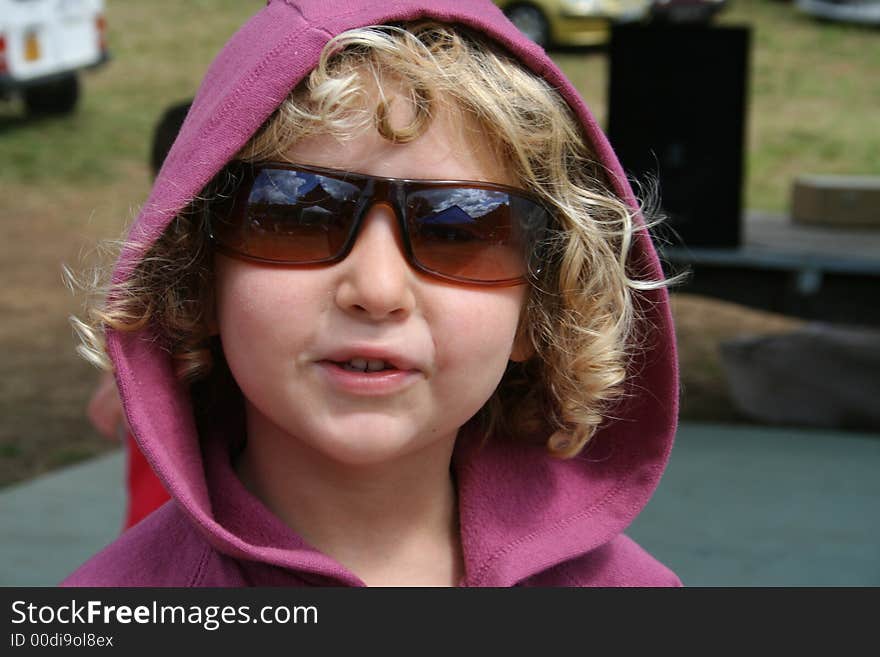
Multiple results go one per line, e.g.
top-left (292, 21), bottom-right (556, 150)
top-left (336, 358), bottom-right (397, 373)
top-left (317, 356), bottom-right (419, 395)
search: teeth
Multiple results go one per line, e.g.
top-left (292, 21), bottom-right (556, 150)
top-left (342, 358), bottom-right (389, 372)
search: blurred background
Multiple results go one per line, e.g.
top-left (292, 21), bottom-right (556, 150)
top-left (0, 0), bottom-right (877, 585)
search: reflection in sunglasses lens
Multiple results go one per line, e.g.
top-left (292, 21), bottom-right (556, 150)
top-left (239, 171), bottom-right (359, 261)
top-left (407, 189), bottom-right (524, 282)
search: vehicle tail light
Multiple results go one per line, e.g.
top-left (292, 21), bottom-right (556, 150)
top-left (96, 14), bottom-right (107, 54)
top-left (0, 34), bottom-right (7, 75)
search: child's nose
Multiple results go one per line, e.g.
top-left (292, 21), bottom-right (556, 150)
top-left (334, 202), bottom-right (416, 321)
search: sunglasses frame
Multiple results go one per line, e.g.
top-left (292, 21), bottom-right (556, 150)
top-left (208, 161), bottom-right (550, 287)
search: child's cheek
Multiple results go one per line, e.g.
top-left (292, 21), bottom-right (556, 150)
top-left (431, 287), bottom-right (524, 374)
top-left (214, 261), bottom-right (322, 357)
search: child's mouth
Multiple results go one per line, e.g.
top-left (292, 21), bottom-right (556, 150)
top-left (338, 358), bottom-right (396, 373)
top-left (316, 358), bottom-right (420, 396)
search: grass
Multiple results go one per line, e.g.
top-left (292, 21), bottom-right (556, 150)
top-left (0, 0), bottom-right (873, 488)
top-left (727, 1), bottom-right (880, 211)
top-left (1, 0), bottom-right (262, 188)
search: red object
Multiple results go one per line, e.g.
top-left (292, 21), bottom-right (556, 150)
top-left (123, 433), bottom-right (170, 529)
top-left (0, 35), bottom-right (8, 75)
top-left (95, 15), bottom-right (107, 55)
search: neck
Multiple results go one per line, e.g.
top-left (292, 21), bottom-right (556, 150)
top-left (235, 405), bottom-right (464, 586)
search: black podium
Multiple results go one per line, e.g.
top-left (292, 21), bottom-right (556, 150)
top-left (607, 24), bottom-right (751, 249)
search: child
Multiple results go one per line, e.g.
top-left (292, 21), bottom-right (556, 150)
top-left (63, 0), bottom-right (681, 587)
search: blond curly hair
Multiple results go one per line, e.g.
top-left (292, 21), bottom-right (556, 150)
top-left (71, 22), bottom-right (669, 458)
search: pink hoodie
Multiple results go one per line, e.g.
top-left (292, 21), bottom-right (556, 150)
top-left (63, 0), bottom-right (681, 587)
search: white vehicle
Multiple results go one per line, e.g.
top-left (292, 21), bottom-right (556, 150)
top-left (0, 0), bottom-right (108, 115)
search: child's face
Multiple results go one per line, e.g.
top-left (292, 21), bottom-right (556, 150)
top-left (213, 89), bottom-right (529, 468)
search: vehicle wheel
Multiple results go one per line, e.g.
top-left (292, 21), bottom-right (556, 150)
top-left (504, 4), bottom-right (551, 48)
top-left (23, 74), bottom-right (80, 116)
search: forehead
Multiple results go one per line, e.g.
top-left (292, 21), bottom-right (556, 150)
top-left (282, 77), bottom-right (514, 186)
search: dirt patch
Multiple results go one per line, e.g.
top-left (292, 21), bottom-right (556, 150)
top-left (0, 179), bottom-right (147, 488)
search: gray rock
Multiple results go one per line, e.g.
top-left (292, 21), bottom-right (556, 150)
top-left (719, 323), bottom-right (880, 431)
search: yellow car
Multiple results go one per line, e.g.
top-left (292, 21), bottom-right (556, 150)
top-left (493, 0), bottom-right (653, 47)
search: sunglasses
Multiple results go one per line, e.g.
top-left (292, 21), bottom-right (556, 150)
top-left (208, 162), bottom-right (551, 286)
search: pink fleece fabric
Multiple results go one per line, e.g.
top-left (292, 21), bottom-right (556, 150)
top-left (63, 0), bottom-right (681, 587)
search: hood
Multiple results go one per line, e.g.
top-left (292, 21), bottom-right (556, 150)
top-left (108, 0), bottom-right (679, 586)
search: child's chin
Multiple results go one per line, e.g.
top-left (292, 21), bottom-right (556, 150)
top-left (308, 424), bottom-right (455, 468)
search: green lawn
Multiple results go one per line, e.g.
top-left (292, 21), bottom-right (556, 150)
top-left (722, 0), bottom-right (880, 211)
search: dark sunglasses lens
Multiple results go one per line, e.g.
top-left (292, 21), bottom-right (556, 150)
top-left (213, 169), bottom-right (359, 263)
top-left (406, 188), bottom-right (544, 282)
